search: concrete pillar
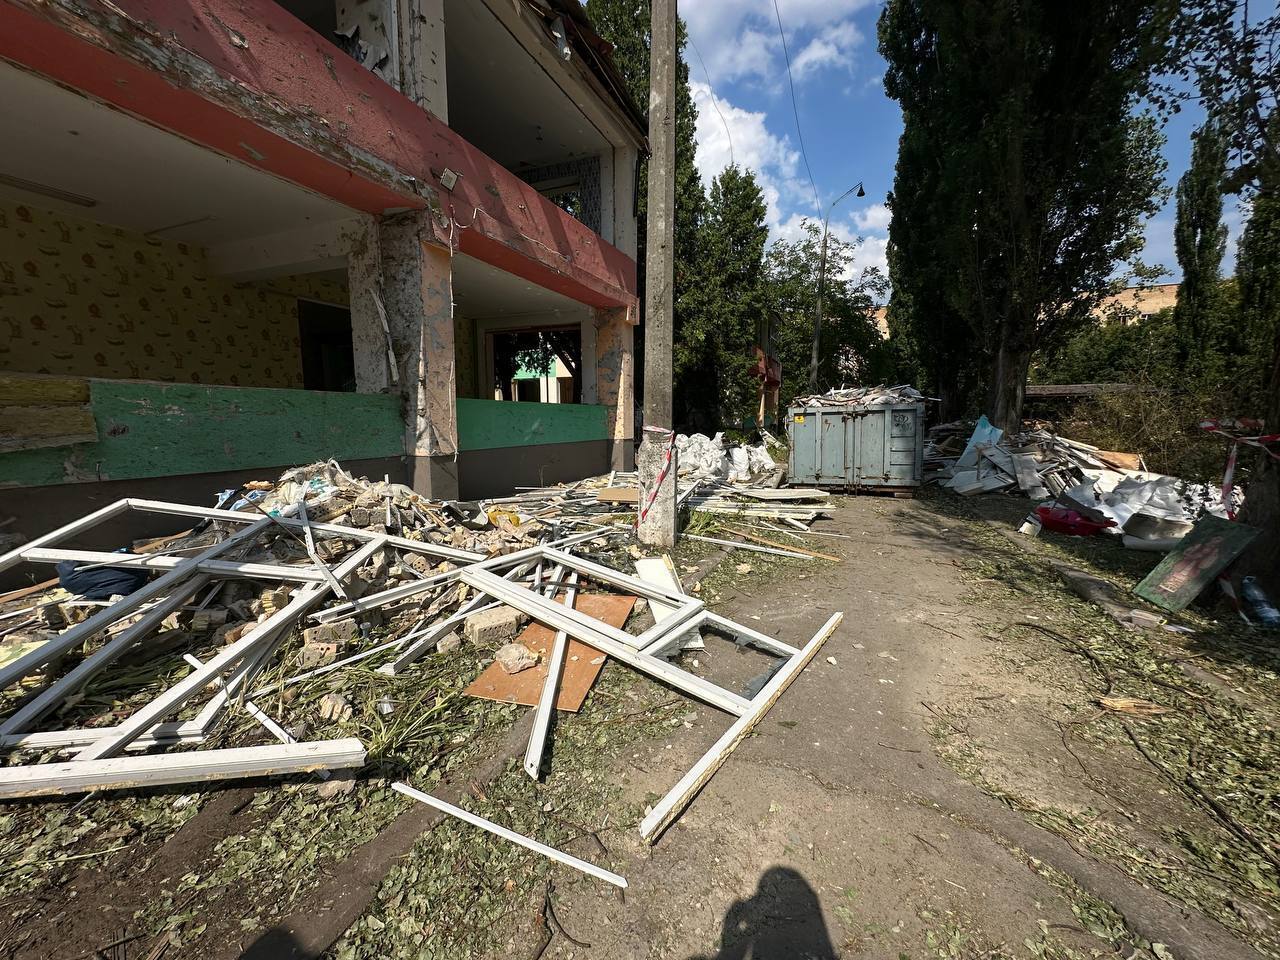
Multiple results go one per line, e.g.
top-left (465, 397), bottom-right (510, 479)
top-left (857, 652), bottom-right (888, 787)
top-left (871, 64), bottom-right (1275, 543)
top-left (348, 212), bottom-right (459, 498)
top-left (348, 215), bottom-right (393, 394)
top-left (593, 304), bottom-right (636, 471)
top-left (609, 145), bottom-right (640, 260)
top-left (398, 0), bottom-right (447, 121)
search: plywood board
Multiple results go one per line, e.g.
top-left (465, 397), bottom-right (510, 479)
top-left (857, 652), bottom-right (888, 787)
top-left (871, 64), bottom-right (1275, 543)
top-left (596, 487), bottom-right (640, 504)
top-left (1134, 515), bottom-right (1260, 611)
top-left (464, 593), bottom-right (637, 711)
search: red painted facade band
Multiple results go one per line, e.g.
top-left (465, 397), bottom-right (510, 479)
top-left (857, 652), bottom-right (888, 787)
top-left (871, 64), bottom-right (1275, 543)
top-left (0, 0), bottom-right (638, 307)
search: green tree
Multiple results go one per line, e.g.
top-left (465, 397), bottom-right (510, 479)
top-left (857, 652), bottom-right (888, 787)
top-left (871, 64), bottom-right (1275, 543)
top-left (677, 165), bottom-right (769, 430)
top-left (1171, 1), bottom-right (1280, 591)
top-left (880, 5), bottom-right (984, 421)
top-left (1236, 183), bottom-right (1280, 409)
top-left (1173, 121), bottom-right (1229, 366)
top-left (879, 0), bottom-right (1175, 431)
top-left (583, 1), bottom-right (707, 413)
top-left (765, 220), bottom-right (890, 409)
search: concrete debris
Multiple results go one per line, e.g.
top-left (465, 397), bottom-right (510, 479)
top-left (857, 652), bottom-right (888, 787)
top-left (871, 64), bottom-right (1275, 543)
top-left (318, 692), bottom-right (353, 722)
top-left (464, 606), bottom-right (523, 645)
top-left (792, 383), bottom-right (928, 407)
top-left (435, 630), bottom-right (462, 654)
top-left (494, 642), bottom-right (538, 674)
top-left (0, 457), bottom-right (840, 892)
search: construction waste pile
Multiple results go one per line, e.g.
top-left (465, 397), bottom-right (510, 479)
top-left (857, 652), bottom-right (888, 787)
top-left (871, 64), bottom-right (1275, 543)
top-left (791, 384), bottom-right (928, 407)
top-left (674, 432), bottom-right (780, 483)
top-left (927, 415), bottom-right (1232, 549)
top-left (0, 461), bottom-right (840, 889)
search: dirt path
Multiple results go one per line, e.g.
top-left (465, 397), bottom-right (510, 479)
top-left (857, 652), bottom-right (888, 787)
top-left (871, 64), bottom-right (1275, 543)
top-left (528, 493), bottom-right (1266, 960)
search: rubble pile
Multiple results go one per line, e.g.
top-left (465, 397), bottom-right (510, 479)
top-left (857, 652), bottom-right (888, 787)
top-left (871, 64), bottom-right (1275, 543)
top-left (928, 416), bottom-right (1233, 550)
top-left (674, 433), bottom-right (780, 484)
top-left (791, 384), bottom-right (927, 407)
top-left (0, 459), bottom-right (840, 889)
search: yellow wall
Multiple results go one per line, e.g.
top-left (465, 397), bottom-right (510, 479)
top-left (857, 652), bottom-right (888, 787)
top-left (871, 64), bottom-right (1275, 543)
top-left (0, 200), bottom-right (347, 387)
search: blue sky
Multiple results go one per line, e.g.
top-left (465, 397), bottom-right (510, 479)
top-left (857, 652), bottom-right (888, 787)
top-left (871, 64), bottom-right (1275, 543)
top-left (681, 0), bottom-right (1247, 298)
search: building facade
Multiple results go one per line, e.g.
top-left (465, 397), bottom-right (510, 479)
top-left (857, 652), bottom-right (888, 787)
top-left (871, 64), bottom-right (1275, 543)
top-left (0, 0), bottom-right (644, 536)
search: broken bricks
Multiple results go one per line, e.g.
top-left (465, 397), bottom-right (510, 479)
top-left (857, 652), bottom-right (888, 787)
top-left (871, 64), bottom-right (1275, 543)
top-left (0, 458), bottom-right (842, 898)
top-left (464, 606), bottom-right (523, 645)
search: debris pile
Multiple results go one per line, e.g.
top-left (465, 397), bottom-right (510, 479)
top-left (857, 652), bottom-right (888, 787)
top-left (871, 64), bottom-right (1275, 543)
top-left (930, 415), bottom-right (1149, 499)
top-left (792, 383), bottom-right (927, 407)
top-left (673, 433), bottom-right (779, 483)
top-left (930, 416), bottom-right (1235, 553)
top-left (0, 460), bottom-right (842, 888)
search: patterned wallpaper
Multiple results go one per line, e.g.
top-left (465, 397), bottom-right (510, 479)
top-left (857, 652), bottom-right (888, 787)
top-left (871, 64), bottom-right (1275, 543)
top-left (0, 200), bottom-right (348, 387)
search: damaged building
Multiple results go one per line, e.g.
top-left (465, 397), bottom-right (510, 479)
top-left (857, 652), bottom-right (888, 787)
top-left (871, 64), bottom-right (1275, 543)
top-left (0, 0), bottom-right (645, 541)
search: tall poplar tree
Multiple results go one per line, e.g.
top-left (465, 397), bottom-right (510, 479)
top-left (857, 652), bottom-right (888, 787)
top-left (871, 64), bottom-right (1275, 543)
top-left (1173, 121), bottom-right (1229, 366)
top-left (679, 165), bottom-right (769, 428)
top-left (879, 0), bottom-right (1175, 430)
top-left (583, 0), bottom-right (707, 397)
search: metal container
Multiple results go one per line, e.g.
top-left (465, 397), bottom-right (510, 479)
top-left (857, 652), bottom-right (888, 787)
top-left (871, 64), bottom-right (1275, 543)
top-left (786, 402), bottom-right (924, 490)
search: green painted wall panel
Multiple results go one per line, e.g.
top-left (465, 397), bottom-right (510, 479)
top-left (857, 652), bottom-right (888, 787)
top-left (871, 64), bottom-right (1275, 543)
top-left (456, 399), bottom-right (607, 451)
top-left (0, 380), bottom-right (403, 488)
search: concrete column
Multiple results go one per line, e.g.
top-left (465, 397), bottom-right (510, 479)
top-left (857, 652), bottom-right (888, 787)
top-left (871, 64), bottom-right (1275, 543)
top-left (348, 212), bottom-right (459, 498)
top-left (348, 215), bottom-right (393, 394)
top-left (398, 0), bottom-right (447, 121)
top-left (610, 145), bottom-right (639, 259)
top-left (593, 304), bottom-right (636, 471)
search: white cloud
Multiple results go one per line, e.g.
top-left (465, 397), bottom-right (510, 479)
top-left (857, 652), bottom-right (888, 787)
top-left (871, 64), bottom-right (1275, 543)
top-left (849, 234), bottom-right (889, 278)
top-left (791, 20), bottom-right (863, 79)
top-left (684, 0), bottom-right (878, 86)
top-left (852, 202), bottom-right (891, 232)
top-left (771, 212), bottom-right (888, 280)
top-left (690, 81), bottom-right (806, 231)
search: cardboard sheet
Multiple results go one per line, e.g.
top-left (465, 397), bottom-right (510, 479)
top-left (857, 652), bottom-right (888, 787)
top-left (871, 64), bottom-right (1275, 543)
top-left (463, 593), bottom-right (637, 712)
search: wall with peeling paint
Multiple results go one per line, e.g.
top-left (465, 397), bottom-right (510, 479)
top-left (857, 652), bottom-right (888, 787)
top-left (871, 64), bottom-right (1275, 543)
top-left (0, 378), bottom-right (402, 487)
top-left (0, 200), bottom-right (347, 386)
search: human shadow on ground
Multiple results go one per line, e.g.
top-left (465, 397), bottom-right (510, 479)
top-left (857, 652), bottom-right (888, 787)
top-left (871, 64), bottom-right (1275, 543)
top-left (240, 927), bottom-right (306, 959)
top-left (690, 865), bottom-right (836, 960)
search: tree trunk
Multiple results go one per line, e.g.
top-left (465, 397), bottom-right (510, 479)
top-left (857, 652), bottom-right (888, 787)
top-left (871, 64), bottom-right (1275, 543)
top-left (986, 339), bottom-right (1031, 432)
top-left (1238, 329), bottom-right (1280, 597)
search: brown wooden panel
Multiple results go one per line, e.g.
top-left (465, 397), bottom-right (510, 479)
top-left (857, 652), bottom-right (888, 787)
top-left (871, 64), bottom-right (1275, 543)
top-left (464, 593), bottom-right (637, 712)
top-left (0, 404), bottom-right (97, 451)
top-left (0, 373), bottom-right (90, 405)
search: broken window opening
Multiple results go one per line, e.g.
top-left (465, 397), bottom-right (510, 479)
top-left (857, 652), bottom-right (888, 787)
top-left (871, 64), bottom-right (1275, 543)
top-left (298, 299), bottom-right (356, 392)
top-left (489, 327), bottom-right (581, 403)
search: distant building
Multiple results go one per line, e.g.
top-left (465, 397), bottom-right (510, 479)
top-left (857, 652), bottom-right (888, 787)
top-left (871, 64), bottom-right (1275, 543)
top-left (868, 283), bottom-right (1179, 340)
top-left (871, 306), bottom-right (890, 339)
top-left (1093, 283), bottom-right (1179, 323)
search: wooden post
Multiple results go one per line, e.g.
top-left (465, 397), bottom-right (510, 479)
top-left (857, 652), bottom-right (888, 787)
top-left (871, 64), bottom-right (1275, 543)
top-left (637, 0), bottom-right (678, 547)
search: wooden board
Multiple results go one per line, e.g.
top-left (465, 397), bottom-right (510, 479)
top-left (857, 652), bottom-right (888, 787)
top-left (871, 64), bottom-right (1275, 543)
top-left (464, 593), bottom-right (636, 711)
top-left (0, 374), bottom-right (96, 452)
top-left (1095, 449), bottom-right (1144, 471)
top-left (1134, 515), bottom-right (1260, 611)
top-left (596, 487), bottom-right (639, 504)
top-left (0, 373), bottom-right (89, 406)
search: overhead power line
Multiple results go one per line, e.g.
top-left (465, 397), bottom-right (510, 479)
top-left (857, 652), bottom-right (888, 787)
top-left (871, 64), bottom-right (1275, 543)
top-left (771, 0), bottom-right (822, 215)
top-left (687, 35), bottom-right (735, 169)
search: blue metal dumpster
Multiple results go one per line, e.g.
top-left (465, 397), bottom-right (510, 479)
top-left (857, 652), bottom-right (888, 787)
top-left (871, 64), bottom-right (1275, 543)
top-left (786, 401), bottom-right (925, 491)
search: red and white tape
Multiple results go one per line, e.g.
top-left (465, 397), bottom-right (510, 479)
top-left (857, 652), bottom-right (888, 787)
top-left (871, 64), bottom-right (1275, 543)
top-left (1199, 419), bottom-right (1280, 521)
top-left (636, 425), bottom-right (677, 527)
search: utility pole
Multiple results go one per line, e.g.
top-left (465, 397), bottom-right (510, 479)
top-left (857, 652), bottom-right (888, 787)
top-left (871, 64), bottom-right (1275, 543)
top-left (807, 181), bottom-right (865, 393)
top-left (637, 0), bottom-right (678, 547)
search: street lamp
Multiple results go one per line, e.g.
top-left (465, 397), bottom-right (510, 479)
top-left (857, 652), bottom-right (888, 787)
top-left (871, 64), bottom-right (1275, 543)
top-left (808, 181), bottom-right (866, 393)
